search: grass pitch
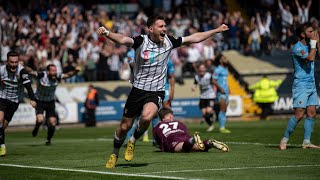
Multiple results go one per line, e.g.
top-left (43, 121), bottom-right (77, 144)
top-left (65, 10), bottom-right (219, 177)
top-left (0, 119), bottom-right (320, 179)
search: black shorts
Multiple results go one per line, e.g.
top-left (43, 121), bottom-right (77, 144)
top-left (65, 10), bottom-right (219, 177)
top-left (35, 100), bottom-right (56, 118)
top-left (123, 87), bottom-right (165, 118)
top-left (0, 98), bottom-right (19, 122)
top-left (199, 99), bottom-right (215, 109)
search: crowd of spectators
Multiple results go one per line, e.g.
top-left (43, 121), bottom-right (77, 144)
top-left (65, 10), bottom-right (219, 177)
top-left (0, 0), bottom-right (319, 83)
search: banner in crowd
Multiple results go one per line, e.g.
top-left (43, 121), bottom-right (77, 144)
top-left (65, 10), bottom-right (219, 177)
top-left (10, 103), bottom-right (78, 126)
top-left (78, 96), bottom-right (242, 122)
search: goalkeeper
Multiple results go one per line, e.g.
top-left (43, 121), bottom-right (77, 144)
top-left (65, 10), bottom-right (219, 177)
top-left (153, 108), bottom-right (229, 153)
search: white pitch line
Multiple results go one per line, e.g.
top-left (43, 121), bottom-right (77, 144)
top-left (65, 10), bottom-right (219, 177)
top-left (137, 164), bottom-right (320, 175)
top-left (8, 139), bottom-right (302, 147)
top-left (0, 163), bottom-right (186, 180)
top-left (225, 141), bottom-right (301, 147)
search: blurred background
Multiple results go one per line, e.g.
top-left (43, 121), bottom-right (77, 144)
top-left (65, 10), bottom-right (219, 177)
top-left (1, 0), bottom-right (320, 125)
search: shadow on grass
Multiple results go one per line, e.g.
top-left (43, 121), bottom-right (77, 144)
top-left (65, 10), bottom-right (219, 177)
top-left (153, 150), bottom-right (163, 153)
top-left (4, 153), bottom-right (27, 156)
top-left (265, 145), bottom-right (301, 149)
top-left (25, 144), bottom-right (48, 147)
top-left (116, 163), bottom-right (149, 168)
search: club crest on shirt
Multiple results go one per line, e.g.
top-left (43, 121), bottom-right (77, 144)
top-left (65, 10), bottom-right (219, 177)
top-left (143, 50), bottom-right (155, 63)
top-left (298, 101), bottom-right (303, 105)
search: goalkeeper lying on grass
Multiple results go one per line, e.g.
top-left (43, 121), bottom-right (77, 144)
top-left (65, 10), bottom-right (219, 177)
top-left (153, 108), bottom-right (229, 153)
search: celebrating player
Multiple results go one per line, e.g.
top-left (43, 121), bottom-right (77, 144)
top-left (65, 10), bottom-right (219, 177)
top-left (192, 63), bottom-right (216, 132)
top-left (97, 15), bottom-right (228, 168)
top-left (28, 64), bottom-right (79, 145)
top-left (0, 51), bottom-right (37, 156)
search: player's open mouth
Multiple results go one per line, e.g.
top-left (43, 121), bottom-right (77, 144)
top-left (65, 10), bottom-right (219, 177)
top-left (160, 33), bottom-right (165, 37)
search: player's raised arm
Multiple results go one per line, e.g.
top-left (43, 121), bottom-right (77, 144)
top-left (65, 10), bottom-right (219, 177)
top-left (20, 68), bottom-right (37, 108)
top-left (305, 31), bottom-right (318, 61)
top-left (61, 66), bottom-right (80, 79)
top-left (182, 24), bottom-right (229, 46)
top-left (97, 26), bottom-right (134, 47)
top-left (23, 65), bottom-right (38, 77)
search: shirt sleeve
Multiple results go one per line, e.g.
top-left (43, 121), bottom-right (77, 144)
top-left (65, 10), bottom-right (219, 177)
top-left (194, 76), bottom-right (198, 85)
top-left (20, 69), bottom-right (36, 101)
top-left (292, 45), bottom-right (308, 59)
top-left (131, 35), bottom-right (144, 50)
top-left (168, 35), bottom-right (183, 49)
top-left (36, 72), bottom-right (45, 79)
top-left (20, 68), bottom-right (31, 84)
top-left (212, 68), bottom-right (219, 80)
top-left (57, 74), bottom-right (63, 82)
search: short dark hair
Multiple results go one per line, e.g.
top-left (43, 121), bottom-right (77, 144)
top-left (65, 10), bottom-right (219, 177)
top-left (147, 15), bottom-right (165, 28)
top-left (158, 108), bottom-right (173, 120)
top-left (7, 51), bottom-right (19, 60)
top-left (213, 53), bottom-right (223, 66)
top-left (296, 22), bottom-right (313, 40)
top-left (46, 64), bottom-right (56, 71)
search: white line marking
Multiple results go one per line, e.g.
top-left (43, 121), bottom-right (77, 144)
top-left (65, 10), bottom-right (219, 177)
top-left (137, 164), bottom-right (320, 175)
top-left (225, 141), bottom-right (301, 147)
top-left (8, 139), bottom-right (302, 147)
top-left (0, 163), bottom-right (185, 180)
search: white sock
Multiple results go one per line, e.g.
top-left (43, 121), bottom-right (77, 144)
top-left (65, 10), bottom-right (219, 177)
top-left (281, 137), bottom-right (289, 142)
top-left (129, 136), bottom-right (136, 143)
top-left (0, 144), bottom-right (5, 148)
top-left (143, 129), bottom-right (148, 136)
top-left (303, 139), bottom-right (311, 145)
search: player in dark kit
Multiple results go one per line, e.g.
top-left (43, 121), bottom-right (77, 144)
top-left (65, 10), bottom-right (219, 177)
top-left (27, 64), bottom-right (79, 145)
top-left (0, 51), bottom-right (37, 156)
top-left (153, 108), bottom-right (229, 153)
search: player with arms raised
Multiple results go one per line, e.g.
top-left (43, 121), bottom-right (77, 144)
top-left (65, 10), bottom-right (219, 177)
top-left (97, 15), bottom-right (228, 168)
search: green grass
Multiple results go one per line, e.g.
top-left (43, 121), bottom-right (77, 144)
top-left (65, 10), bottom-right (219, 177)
top-left (1, 119), bottom-right (320, 180)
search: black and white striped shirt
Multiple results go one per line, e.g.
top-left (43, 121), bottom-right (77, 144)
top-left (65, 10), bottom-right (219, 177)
top-left (35, 71), bottom-right (62, 102)
top-left (0, 64), bottom-right (31, 103)
top-left (131, 35), bottom-right (182, 91)
top-left (194, 72), bottom-right (216, 99)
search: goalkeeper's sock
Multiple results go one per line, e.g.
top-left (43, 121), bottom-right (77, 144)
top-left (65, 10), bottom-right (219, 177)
top-left (284, 116), bottom-right (298, 138)
top-left (182, 138), bottom-right (194, 152)
top-left (203, 140), bottom-right (212, 151)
